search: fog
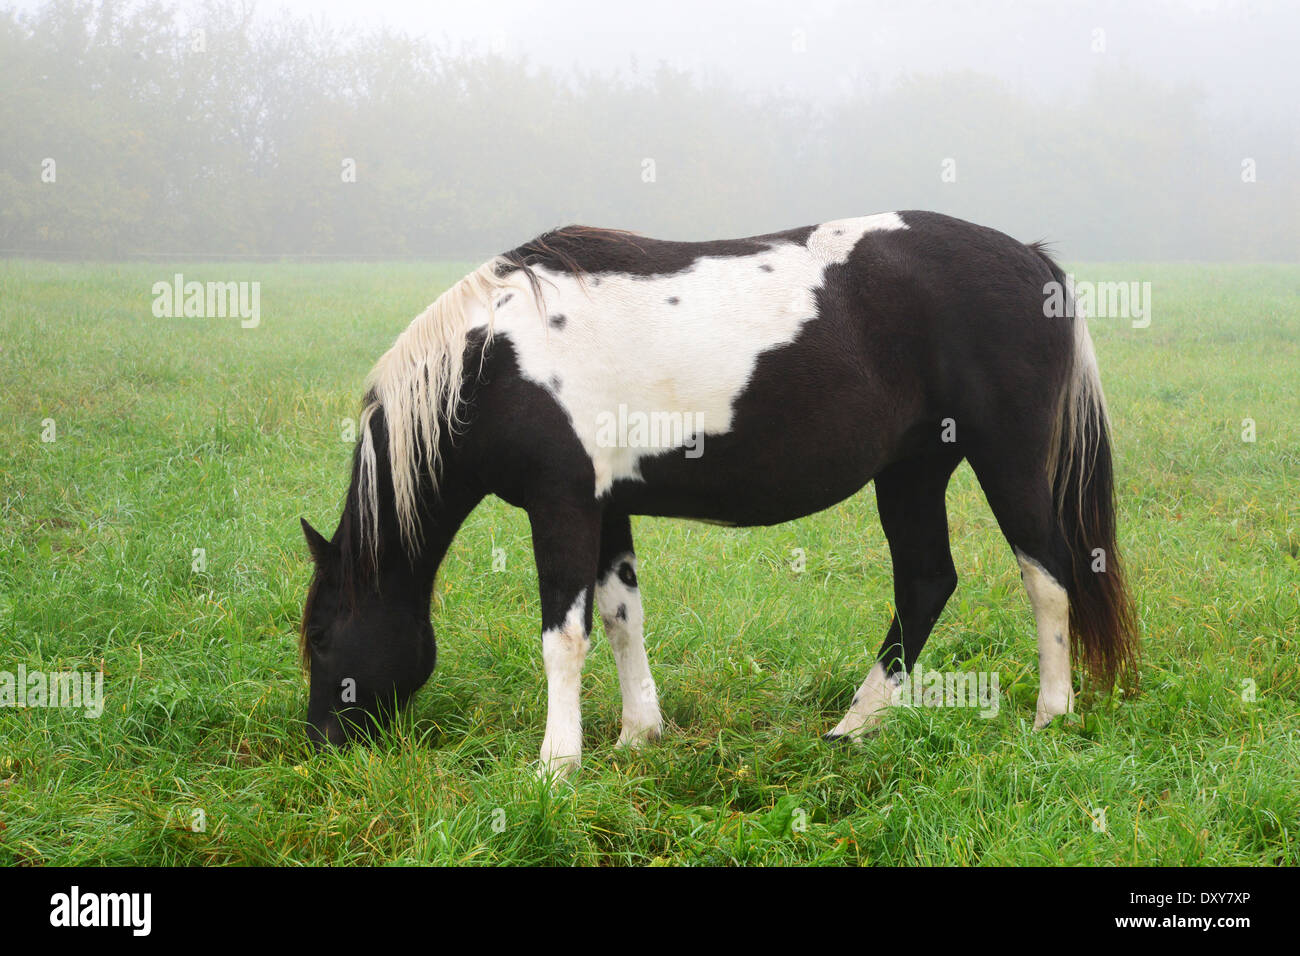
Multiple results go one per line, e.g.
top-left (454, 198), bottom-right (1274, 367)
top-left (2, 0), bottom-right (1296, 260)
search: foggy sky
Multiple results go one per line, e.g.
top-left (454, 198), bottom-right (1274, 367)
top-left (195, 0), bottom-right (1300, 119)
top-left (3, 0), bottom-right (1296, 260)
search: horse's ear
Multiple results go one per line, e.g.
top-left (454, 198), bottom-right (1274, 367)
top-left (300, 518), bottom-right (335, 566)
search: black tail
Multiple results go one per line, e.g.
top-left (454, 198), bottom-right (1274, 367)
top-left (1039, 249), bottom-right (1140, 690)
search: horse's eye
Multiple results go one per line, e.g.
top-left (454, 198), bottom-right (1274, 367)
top-left (308, 626), bottom-right (329, 649)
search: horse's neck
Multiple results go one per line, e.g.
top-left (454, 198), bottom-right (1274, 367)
top-left (369, 483), bottom-right (479, 614)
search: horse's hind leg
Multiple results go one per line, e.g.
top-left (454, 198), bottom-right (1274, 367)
top-left (966, 446), bottom-right (1074, 729)
top-left (595, 512), bottom-right (662, 747)
top-left (827, 451), bottom-right (961, 741)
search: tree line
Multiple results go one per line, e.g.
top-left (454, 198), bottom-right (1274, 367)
top-left (1, 0), bottom-right (1293, 261)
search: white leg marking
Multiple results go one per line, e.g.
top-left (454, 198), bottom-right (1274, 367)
top-left (1016, 551), bottom-right (1074, 729)
top-left (595, 553), bottom-right (662, 747)
top-left (539, 590), bottom-right (589, 778)
top-left (829, 660), bottom-right (903, 740)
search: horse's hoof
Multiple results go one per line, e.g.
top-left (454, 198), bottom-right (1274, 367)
top-left (536, 752), bottom-right (580, 781)
top-left (822, 731), bottom-right (851, 746)
top-left (617, 724), bottom-right (662, 749)
top-left (1033, 712), bottom-right (1060, 731)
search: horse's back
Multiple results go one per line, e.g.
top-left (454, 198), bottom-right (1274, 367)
top-left (474, 212), bottom-right (1069, 521)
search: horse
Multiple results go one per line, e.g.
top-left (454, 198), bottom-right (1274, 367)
top-left (299, 210), bottom-right (1138, 776)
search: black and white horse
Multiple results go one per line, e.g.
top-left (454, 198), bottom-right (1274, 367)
top-left (300, 211), bottom-right (1138, 775)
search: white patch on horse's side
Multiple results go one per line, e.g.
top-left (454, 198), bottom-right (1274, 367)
top-left (1016, 551), bottom-right (1073, 730)
top-left (594, 552), bottom-right (662, 747)
top-left (481, 213), bottom-right (908, 497)
top-left (829, 659), bottom-right (903, 740)
top-left (539, 589), bottom-right (589, 777)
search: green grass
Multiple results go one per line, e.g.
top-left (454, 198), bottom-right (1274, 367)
top-left (0, 259), bottom-right (1296, 866)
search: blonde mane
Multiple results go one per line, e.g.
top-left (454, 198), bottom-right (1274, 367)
top-left (356, 258), bottom-right (513, 558)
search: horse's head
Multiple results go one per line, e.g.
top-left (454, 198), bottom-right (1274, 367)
top-left (298, 517), bottom-right (436, 749)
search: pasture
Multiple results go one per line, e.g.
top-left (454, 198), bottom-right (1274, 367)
top-left (0, 258), bottom-right (1296, 865)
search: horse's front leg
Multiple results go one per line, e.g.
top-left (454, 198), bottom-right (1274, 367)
top-left (529, 502), bottom-right (602, 779)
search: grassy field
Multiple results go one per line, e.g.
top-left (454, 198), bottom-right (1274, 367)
top-left (0, 259), bottom-right (1296, 866)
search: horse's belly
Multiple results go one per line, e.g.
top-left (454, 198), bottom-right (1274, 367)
top-left (605, 406), bottom-right (889, 526)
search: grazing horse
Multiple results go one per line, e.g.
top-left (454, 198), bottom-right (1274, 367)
top-left (299, 211), bottom-right (1138, 775)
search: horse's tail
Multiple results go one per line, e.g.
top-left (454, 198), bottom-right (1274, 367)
top-left (1037, 248), bottom-right (1140, 690)
top-left (358, 258), bottom-right (507, 559)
